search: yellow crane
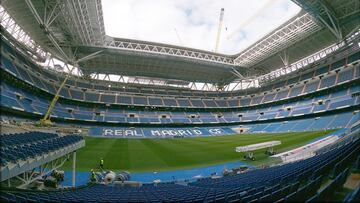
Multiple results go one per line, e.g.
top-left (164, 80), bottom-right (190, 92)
top-left (39, 65), bottom-right (76, 126)
top-left (40, 50), bottom-right (103, 126)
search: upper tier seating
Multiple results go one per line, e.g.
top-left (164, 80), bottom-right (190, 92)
top-left (1, 79), bottom-right (358, 126)
top-left (1, 38), bottom-right (359, 109)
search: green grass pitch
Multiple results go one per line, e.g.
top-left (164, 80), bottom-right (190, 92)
top-left (62, 130), bottom-right (335, 172)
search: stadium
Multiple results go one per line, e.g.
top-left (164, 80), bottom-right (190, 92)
top-left (0, 0), bottom-right (359, 202)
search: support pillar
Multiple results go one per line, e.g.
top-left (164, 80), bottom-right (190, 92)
top-left (72, 151), bottom-right (76, 187)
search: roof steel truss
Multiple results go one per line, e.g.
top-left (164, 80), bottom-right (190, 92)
top-left (60, 0), bottom-right (106, 46)
top-left (3, 0), bottom-right (358, 89)
top-left (257, 28), bottom-right (360, 85)
top-left (24, 0), bottom-right (71, 62)
top-left (0, 6), bottom-right (46, 58)
top-left (292, 0), bottom-right (343, 40)
top-left (234, 13), bottom-right (322, 68)
top-left (106, 39), bottom-right (235, 65)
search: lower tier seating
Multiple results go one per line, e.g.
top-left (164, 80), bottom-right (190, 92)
top-left (0, 132), bottom-right (358, 202)
top-left (0, 132), bottom-right (83, 166)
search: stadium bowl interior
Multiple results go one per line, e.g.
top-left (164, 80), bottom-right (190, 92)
top-left (0, 0), bottom-right (359, 202)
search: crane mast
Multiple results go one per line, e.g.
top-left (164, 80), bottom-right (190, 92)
top-left (214, 8), bottom-right (224, 53)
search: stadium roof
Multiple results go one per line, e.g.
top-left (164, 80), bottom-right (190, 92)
top-left (74, 37), bottom-right (239, 84)
top-left (2, 0), bottom-right (359, 84)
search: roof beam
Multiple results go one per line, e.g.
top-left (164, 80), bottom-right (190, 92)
top-left (76, 50), bottom-right (103, 63)
top-left (106, 38), bottom-right (235, 65)
top-left (279, 49), bottom-right (289, 67)
top-left (234, 12), bottom-right (321, 68)
top-left (44, 0), bottom-right (63, 27)
top-left (24, 0), bottom-right (71, 62)
top-left (230, 67), bottom-right (245, 80)
top-left (0, 6), bottom-right (46, 59)
top-left (292, 0), bottom-right (343, 41)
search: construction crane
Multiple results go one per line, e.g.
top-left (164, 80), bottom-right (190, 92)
top-left (174, 28), bottom-right (183, 45)
top-left (40, 50), bottom-right (103, 126)
top-left (39, 65), bottom-right (76, 126)
top-left (214, 8), bottom-right (225, 53)
top-left (226, 0), bottom-right (276, 40)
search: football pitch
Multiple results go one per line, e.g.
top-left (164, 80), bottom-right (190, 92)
top-left (62, 130), bottom-right (335, 172)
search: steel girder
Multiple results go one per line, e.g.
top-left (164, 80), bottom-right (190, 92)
top-left (105, 37), bottom-right (235, 66)
top-left (292, 0), bottom-right (343, 40)
top-left (234, 12), bottom-right (322, 68)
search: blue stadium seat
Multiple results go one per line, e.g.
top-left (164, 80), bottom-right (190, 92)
top-left (320, 75), bottom-right (336, 89)
top-left (133, 97), bottom-right (148, 105)
top-left (163, 98), bottom-right (178, 107)
top-left (337, 68), bottom-right (354, 84)
top-left (289, 85), bottom-right (304, 97)
top-left (0, 132), bottom-right (83, 165)
top-left (303, 81), bottom-right (319, 93)
top-left (148, 97), bottom-right (163, 106)
top-left (101, 94), bottom-right (116, 103)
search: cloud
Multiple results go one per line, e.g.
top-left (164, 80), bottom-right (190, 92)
top-left (102, 0), bottom-right (301, 54)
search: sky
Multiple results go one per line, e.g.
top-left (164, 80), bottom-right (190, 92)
top-left (102, 0), bottom-right (301, 55)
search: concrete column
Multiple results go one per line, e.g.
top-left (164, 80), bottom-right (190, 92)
top-left (72, 151), bottom-right (76, 187)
